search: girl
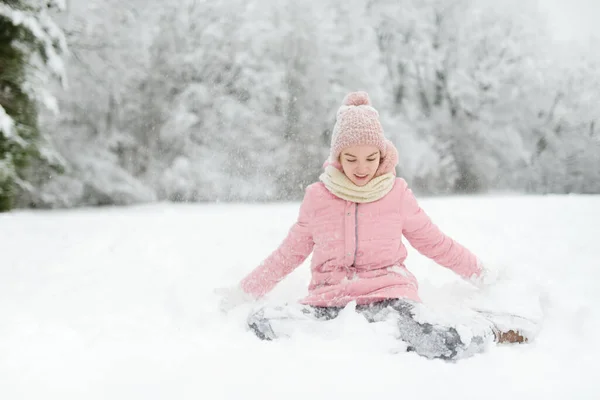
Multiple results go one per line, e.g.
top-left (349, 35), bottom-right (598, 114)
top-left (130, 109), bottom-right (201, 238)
top-left (219, 91), bottom-right (522, 360)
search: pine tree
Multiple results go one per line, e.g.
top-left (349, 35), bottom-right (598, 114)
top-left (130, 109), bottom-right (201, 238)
top-left (0, 0), bottom-right (66, 211)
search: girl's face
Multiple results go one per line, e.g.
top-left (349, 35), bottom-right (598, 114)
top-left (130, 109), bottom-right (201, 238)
top-left (339, 145), bottom-right (381, 186)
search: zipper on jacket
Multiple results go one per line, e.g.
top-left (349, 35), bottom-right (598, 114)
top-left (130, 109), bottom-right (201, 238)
top-left (352, 203), bottom-right (358, 266)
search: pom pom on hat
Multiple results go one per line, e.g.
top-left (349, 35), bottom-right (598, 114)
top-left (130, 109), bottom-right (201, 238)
top-left (342, 91), bottom-right (372, 107)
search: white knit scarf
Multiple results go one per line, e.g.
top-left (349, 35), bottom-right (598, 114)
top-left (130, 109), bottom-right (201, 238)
top-left (319, 165), bottom-right (396, 203)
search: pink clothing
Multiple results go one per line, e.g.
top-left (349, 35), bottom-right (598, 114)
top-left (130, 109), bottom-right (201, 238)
top-left (240, 178), bottom-right (482, 307)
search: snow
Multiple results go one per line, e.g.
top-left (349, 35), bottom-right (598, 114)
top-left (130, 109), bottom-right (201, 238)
top-left (1, 195), bottom-right (599, 398)
top-left (0, 4), bottom-right (66, 77)
top-left (0, 2), bottom-right (67, 121)
top-left (0, 105), bottom-right (15, 139)
top-left (51, 0), bottom-right (67, 11)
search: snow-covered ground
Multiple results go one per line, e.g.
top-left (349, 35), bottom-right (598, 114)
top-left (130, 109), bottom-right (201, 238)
top-left (1, 195), bottom-right (598, 399)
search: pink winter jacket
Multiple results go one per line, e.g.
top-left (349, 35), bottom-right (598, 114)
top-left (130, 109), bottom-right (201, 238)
top-left (240, 178), bottom-right (482, 307)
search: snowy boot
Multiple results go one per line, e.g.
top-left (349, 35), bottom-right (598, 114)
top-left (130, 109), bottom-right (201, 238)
top-left (467, 279), bottom-right (544, 344)
top-left (481, 310), bottom-right (540, 344)
top-left (492, 326), bottom-right (528, 344)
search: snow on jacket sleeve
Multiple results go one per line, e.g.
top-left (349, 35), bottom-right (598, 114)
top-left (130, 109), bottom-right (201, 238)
top-left (240, 186), bottom-right (315, 298)
top-left (401, 183), bottom-right (481, 279)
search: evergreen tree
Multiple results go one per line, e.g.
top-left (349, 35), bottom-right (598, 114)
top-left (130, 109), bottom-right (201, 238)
top-left (0, 0), bottom-right (66, 211)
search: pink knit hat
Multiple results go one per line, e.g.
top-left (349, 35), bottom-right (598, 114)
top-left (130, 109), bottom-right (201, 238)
top-left (326, 91), bottom-right (398, 177)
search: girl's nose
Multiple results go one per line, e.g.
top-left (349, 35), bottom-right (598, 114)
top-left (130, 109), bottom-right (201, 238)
top-left (356, 164), bottom-right (368, 173)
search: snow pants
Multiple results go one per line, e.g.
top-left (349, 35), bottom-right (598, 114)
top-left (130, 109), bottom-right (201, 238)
top-left (247, 298), bottom-right (494, 360)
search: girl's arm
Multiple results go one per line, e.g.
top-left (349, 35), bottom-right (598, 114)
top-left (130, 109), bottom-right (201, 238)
top-left (401, 184), bottom-right (482, 280)
top-left (240, 187), bottom-right (315, 298)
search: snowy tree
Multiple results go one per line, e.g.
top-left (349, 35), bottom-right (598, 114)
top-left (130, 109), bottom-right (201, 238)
top-left (0, 0), bottom-right (67, 211)
top-left (367, 0), bottom-right (549, 193)
top-left (526, 40), bottom-right (600, 193)
top-left (30, 0), bottom-right (159, 208)
top-left (268, 0), bottom-right (337, 200)
top-left (135, 0), bottom-right (337, 202)
top-left (129, 0), bottom-right (272, 202)
top-left (12, 0), bottom-right (598, 209)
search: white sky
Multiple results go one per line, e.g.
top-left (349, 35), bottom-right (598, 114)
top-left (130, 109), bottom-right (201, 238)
top-left (539, 0), bottom-right (600, 41)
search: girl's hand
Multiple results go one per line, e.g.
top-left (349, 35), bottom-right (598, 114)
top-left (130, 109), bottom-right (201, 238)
top-left (214, 285), bottom-right (256, 313)
top-left (469, 259), bottom-right (501, 289)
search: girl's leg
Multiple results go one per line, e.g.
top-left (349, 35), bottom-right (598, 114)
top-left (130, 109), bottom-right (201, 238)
top-left (247, 303), bottom-right (342, 340)
top-left (357, 299), bottom-right (494, 360)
